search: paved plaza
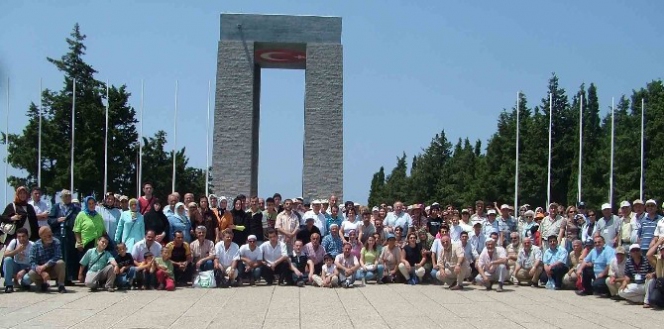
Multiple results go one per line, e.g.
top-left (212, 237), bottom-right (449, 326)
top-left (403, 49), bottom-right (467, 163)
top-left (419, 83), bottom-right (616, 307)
top-left (0, 283), bottom-right (660, 329)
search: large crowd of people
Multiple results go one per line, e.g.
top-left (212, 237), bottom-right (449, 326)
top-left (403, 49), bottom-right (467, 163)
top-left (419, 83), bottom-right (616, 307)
top-left (1, 184), bottom-right (663, 309)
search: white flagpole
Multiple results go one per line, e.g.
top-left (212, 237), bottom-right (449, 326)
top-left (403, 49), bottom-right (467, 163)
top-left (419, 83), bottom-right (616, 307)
top-left (205, 80), bottom-right (211, 196)
top-left (70, 79), bottom-right (76, 193)
top-left (578, 94), bottom-right (583, 203)
top-left (640, 98), bottom-right (645, 200)
top-left (609, 97), bottom-right (615, 206)
top-left (38, 79), bottom-right (43, 187)
top-left (172, 80), bottom-right (178, 193)
top-left (104, 80), bottom-right (109, 196)
top-left (514, 91), bottom-right (520, 212)
top-left (138, 79), bottom-right (144, 198)
top-left (4, 77), bottom-right (9, 205)
top-left (547, 92), bottom-right (552, 208)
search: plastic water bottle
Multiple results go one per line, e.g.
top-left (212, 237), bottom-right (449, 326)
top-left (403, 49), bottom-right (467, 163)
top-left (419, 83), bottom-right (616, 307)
top-left (546, 278), bottom-right (555, 290)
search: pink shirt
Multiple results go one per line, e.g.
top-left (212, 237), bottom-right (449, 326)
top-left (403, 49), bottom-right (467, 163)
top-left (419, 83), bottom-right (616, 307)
top-left (304, 242), bottom-right (326, 265)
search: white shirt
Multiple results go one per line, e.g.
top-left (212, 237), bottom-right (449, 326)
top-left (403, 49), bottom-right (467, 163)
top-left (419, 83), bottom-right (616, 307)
top-left (303, 210), bottom-right (327, 236)
top-left (449, 225), bottom-right (464, 243)
top-left (235, 244), bottom-right (263, 262)
top-left (654, 218), bottom-right (664, 238)
top-left (260, 241), bottom-right (287, 265)
top-left (341, 220), bottom-right (360, 237)
top-left (6, 239), bottom-right (34, 265)
top-left (131, 239), bottom-right (162, 262)
top-left (29, 199), bottom-right (49, 226)
top-left (335, 253), bottom-right (359, 268)
top-left (214, 241), bottom-right (239, 268)
top-left (430, 239), bottom-right (443, 262)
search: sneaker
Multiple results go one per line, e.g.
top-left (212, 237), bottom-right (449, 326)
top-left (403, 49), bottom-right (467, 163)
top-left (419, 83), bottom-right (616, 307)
top-left (484, 281), bottom-right (493, 291)
top-left (343, 281), bottom-right (349, 288)
top-left (297, 280), bottom-right (304, 287)
top-left (496, 283), bottom-right (504, 292)
top-left (575, 290), bottom-right (590, 296)
top-left (408, 278), bottom-right (416, 285)
top-left (449, 285), bottom-right (463, 291)
top-left (348, 283), bottom-right (354, 288)
top-left (4, 286), bottom-right (14, 293)
top-left (40, 283), bottom-right (49, 292)
top-left (106, 287), bottom-right (115, 292)
top-left (58, 285), bottom-right (67, 294)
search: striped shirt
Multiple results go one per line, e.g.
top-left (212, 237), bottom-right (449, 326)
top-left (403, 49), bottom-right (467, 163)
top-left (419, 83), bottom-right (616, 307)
top-left (624, 257), bottom-right (654, 284)
top-left (190, 239), bottom-right (215, 260)
top-left (638, 214), bottom-right (661, 249)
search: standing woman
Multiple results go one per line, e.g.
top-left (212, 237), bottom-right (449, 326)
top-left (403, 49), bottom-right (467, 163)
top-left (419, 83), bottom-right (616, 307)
top-left (97, 192), bottom-right (121, 244)
top-left (73, 196), bottom-right (106, 261)
top-left (340, 207), bottom-right (360, 244)
top-left (1, 186), bottom-right (40, 242)
top-left (230, 197), bottom-right (249, 246)
top-left (115, 198), bottom-right (146, 253)
top-left (167, 202), bottom-right (192, 242)
top-left (144, 199), bottom-right (170, 246)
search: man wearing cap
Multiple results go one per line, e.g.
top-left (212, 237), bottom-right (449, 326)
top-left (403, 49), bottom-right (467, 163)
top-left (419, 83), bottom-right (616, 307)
top-left (619, 244), bottom-right (655, 303)
top-left (235, 234), bottom-right (263, 285)
top-left (296, 216), bottom-right (322, 246)
top-left (540, 203), bottom-right (563, 250)
top-left (499, 204), bottom-right (518, 236)
top-left (518, 210), bottom-right (536, 240)
top-left (618, 201), bottom-right (638, 247)
top-left (475, 238), bottom-right (508, 292)
top-left (637, 199), bottom-right (661, 257)
top-left (597, 203), bottom-right (620, 248)
top-left (606, 246), bottom-right (627, 298)
top-left (119, 196), bottom-right (129, 212)
top-left (482, 210), bottom-right (507, 246)
top-left (303, 200), bottom-right (326, 237)
top-left (632, 199), bottom-right (645, 222)
top-left (576, 236), bottom-right (614, 296)
top-left (384, 201), bottom-right (413, 238)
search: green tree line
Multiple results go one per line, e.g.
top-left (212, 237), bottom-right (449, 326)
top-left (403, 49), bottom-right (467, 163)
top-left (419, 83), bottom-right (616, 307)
top-left (1, 24), bottom-right (208, 202)
top-left (368, 75), bottom-right (664, 210)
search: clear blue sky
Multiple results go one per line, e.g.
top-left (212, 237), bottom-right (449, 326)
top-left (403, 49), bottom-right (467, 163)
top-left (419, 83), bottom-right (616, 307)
top-left (1, 0), bottom-right (663, 205)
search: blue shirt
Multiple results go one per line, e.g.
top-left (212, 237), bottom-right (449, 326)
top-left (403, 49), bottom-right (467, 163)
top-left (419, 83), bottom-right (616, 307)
top-left (168, 214), bottom-right (192, 242)
top-left (638, 214), bottom-right (661, 249)
top-left (29, 238), bottom-right (63, 271)
top-left (326, 216), bottom-right (343, 236)
top-left (584, 246), bottom-right (615, 276)
top-left (322, 234), bottom-right (343, 258)
top-left (384, 212), bottom-right (413, 237)
top-left (543, 246), bottom-right (568, 266)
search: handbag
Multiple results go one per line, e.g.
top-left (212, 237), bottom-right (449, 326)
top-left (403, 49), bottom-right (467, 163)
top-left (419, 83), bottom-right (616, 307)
top-left (193, 270), bottom-right (217, 288)
top-left (83, 251), bottom-right (107, 284)
top-left (0, 203), bottom-right (19, 236)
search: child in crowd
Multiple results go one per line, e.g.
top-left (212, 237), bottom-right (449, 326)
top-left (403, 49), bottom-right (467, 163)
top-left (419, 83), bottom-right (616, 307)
top-left (114, 242), bottom-right (136, 290)
top-left (154, 248), bottom-right (175, 291)
top-left (136, 252), bottom-right (155, 289)
top-left (314, 253), bottom-right (339, 288)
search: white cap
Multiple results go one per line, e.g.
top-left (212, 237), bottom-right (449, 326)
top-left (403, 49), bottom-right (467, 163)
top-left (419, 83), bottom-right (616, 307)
top-left (620, 201), bottom-right (631, 208)
top-left (633, 199), bottom-right (644, 205)
top-left (294, 197), bottom-right (303, 202)
top-left (372, 206), bottom-right (379, 212)
top-left (629, 244), bottom-right (641, 251)
top-left (646, 199), bottom-right (657, 206)
top-left (425, 206), bottom-right (430, 211)
top-left (487, 209), bottom-right (497, 215)
top-left (321, 199), bottom-right (329, 204)
top-left (485, 238), bottom-right (495, 245)
top-left (312, 199), bottom-right (322, 205)
top-left (247, 235), bottom-right (257, 241)
top-left (354, 202), bottom-right (360, 207)
top-left (432, 202), bottom-right (440, 206)
top-left (500, 204), bottom-right (510, 210)
top-left (601, 203), bottom-right (612, 210)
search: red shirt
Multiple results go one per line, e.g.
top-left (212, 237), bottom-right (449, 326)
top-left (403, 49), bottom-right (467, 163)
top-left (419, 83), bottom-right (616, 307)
top-left (138, 196), bottom-right (154, 215)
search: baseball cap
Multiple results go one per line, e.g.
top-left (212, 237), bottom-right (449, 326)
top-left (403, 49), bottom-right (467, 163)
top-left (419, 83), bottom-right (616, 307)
top-left (372, 206), bottom-right (380, 212)
top-left (633, 199), bottom-right (644, 205)
top-left (311, 199), bottom-right (322, 205)
top-left (247, 235), bottom-right (257, 241)
top-left (577, 201), bottom-right (586, 209)
top-left (645, 199), bottom-right (657, 206)
top-left (386, 233), bottom-right (396, 240)
top-left (584, 239), bottom-right (593, 247)
top-left (615, 246), bottom-right (626, 255)
top-left (620, 201), bottom-right (631, 208)
top-left (629, 244), bottom-right (641, 251)
top-left (487, 209), bottom-right (497, 215)
top-left (461, 208), bottom-right (469, 214)
top-left (601, 203), bottom-right (611, 210)
top-left (500, 204), bottom-right (510, 210)
top-left (119, 195), bottom-right (128, 202)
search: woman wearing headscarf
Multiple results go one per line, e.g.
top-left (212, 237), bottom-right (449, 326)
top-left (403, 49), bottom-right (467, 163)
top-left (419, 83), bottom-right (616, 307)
top-left (230, 197), bottom-right (250, 246)
top-left (143, 198), bottom-right (170, 246)
top-left (167, 202), bottom-right (192, 242)
top-left (1, 186), bottom-right (40, 243)
top-left (73, 196), bottom-right (106, 261)
top-left (115, 198), bottom-right (146, 253)
top-left (96, 192), bottom-right (121, 242)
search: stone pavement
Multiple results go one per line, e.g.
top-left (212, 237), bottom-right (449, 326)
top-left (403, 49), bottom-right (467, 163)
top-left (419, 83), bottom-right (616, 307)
top-left (0, 283), bottom-right (660, 329)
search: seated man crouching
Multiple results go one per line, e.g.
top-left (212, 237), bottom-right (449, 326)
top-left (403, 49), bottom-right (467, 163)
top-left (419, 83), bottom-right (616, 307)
top-left (28, 226), bottom-right (66, 293)
top-left (78, 235), bottom-right (117, 292)
top-left (475, 237), bottom-right (508, 292)
top-left (513, 237), bottom-right (543, 287)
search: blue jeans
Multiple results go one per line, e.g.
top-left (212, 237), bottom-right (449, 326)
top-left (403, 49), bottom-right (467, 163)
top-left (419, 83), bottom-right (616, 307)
top-left (115, 266), bottom-right (137, 288)
top-left (2, 257), bottom-right (31, 287)
top-left (357, 264), bottom-right (384, 282)
top-left (198, 259), bottom-right (214, 271)
top-left (431, 268), bottom-right (440, 283)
